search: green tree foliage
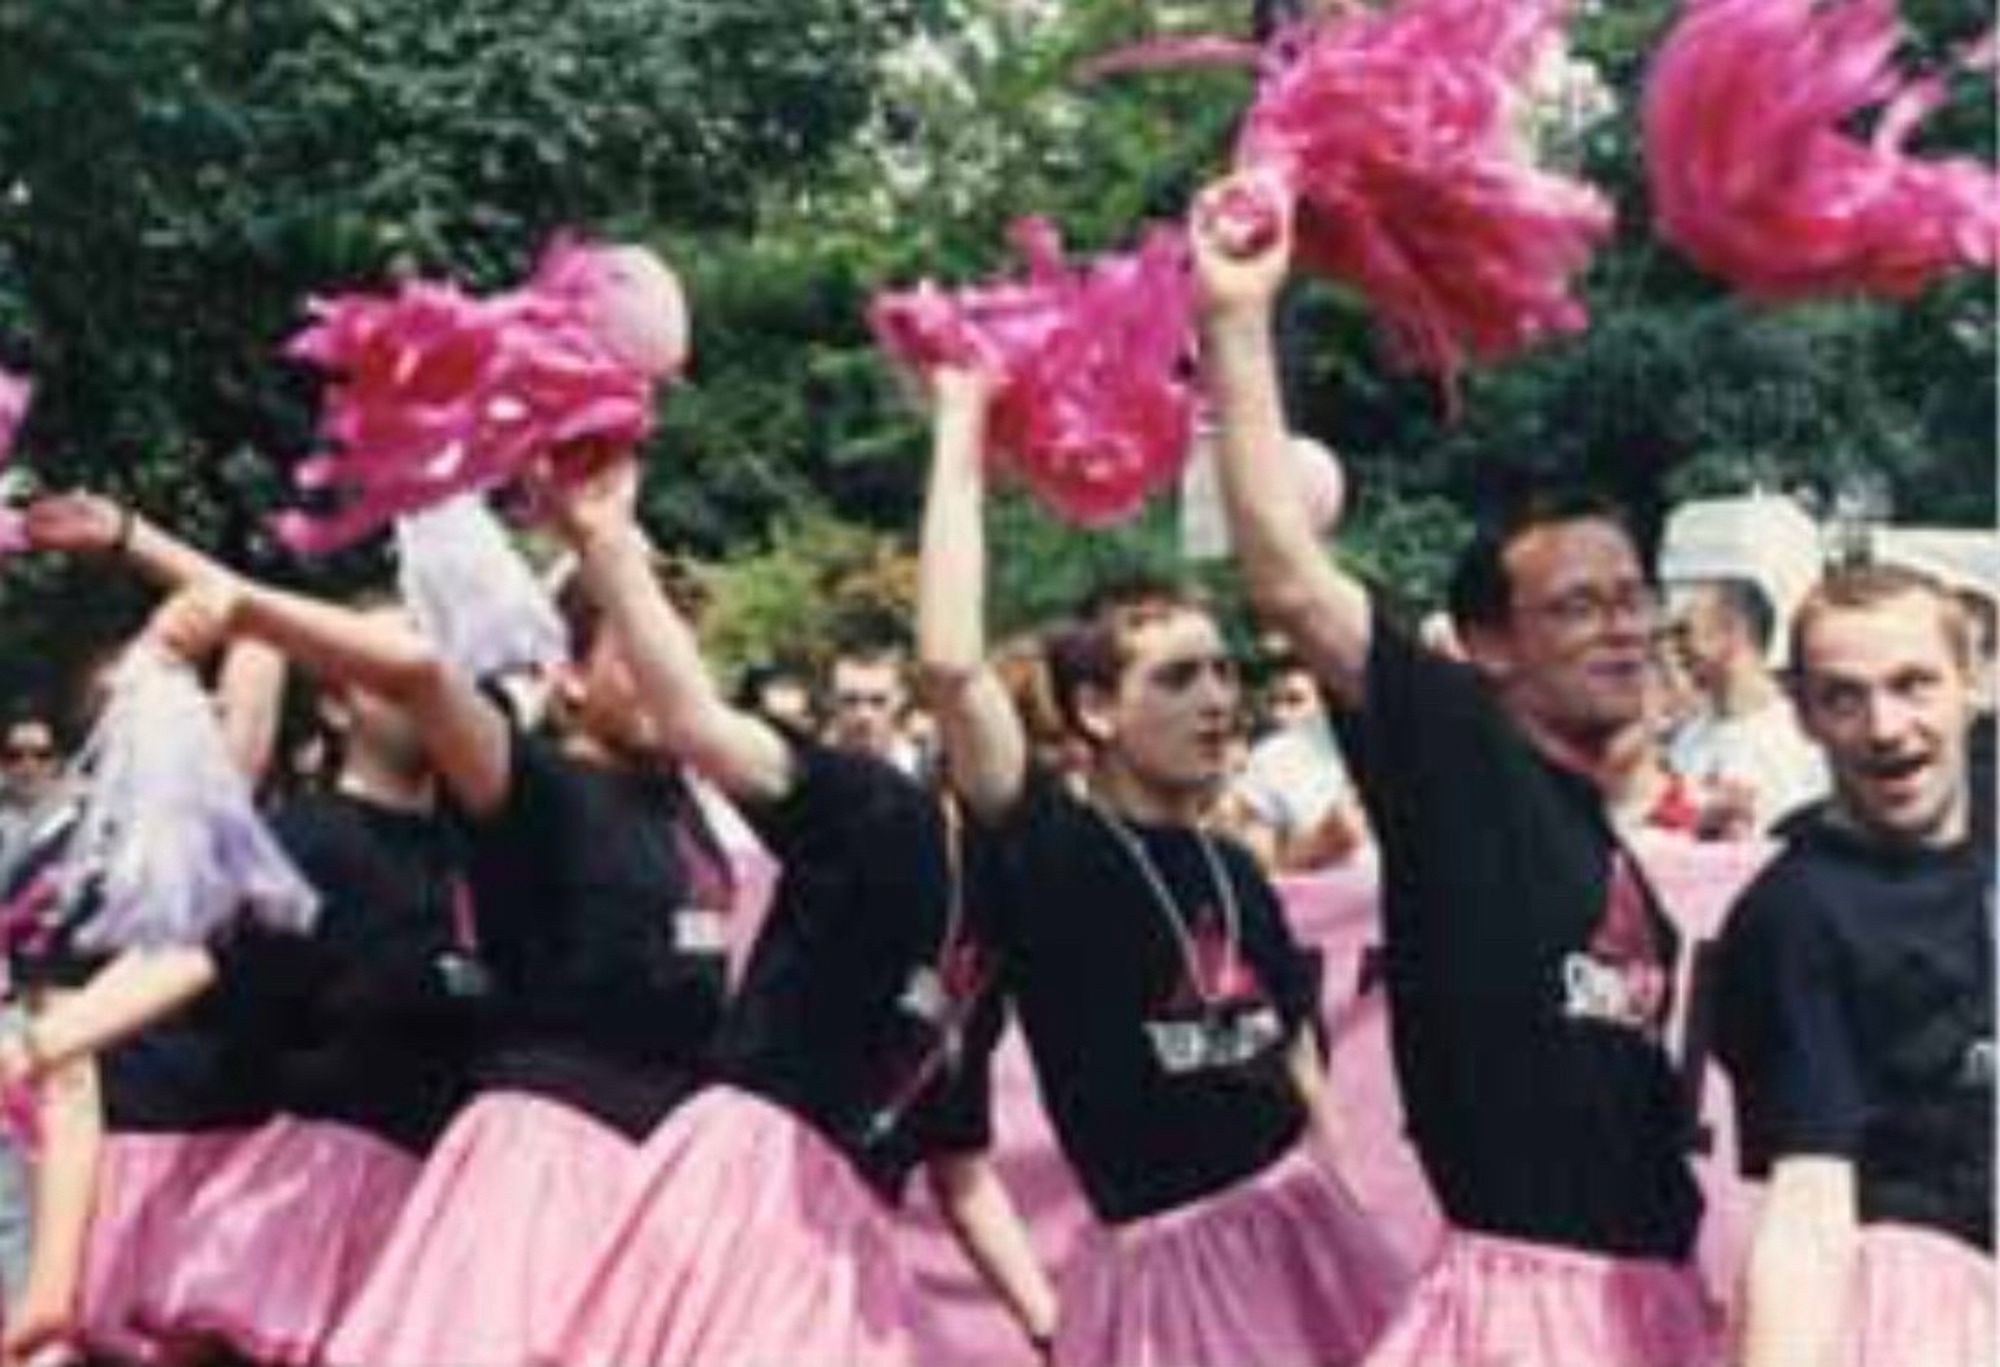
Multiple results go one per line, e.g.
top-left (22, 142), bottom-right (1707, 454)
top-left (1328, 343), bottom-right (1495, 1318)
top-left (0, 0), bottom-right (1990, 691)
top-left (0, 0), bottom-right (925, 698)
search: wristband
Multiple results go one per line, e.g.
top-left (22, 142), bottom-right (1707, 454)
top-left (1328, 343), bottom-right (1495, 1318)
top-left (111, 503), bottom-right (136, 557)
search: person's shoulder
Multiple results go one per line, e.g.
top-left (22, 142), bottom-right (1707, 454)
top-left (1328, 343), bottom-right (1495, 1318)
top-left (1721, 820), bottom-right (1850, 946)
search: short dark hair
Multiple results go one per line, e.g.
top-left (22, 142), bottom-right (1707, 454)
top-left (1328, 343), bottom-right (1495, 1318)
top-left (552, 551), bottom-right (706, 663)
top-left (1, 706), bottom-right (59, 755)
top-left (1042, 619), bottom-right (1122, 743)
top-left (1074, 572), bottom-right (1199, 629)
top-left (1041, 598), bottom-right (1219, 746)
top-left (1447, 490), bottom-right (1640, 633)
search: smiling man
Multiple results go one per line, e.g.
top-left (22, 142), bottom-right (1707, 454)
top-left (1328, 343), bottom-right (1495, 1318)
top-left (916, 365), bottom-right (1407, 1367)
top-left (1192, 172), bottom-right (1715, 1367)
top-left (1716, 564), bottom-right (1994, 1367)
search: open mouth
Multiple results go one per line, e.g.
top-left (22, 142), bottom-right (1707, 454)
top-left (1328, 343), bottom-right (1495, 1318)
top-left (1861, 751), bottom-right (1929, 784)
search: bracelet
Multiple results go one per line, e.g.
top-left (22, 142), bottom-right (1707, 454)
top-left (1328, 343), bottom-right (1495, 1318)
top-left (111, 503), bottom-right (136, 557)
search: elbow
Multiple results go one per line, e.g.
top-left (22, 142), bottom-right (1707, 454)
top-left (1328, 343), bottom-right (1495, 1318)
top-left (1247, 573), bottom-right (1323, 635)
top-left (916, 658), bottom-right (982, 711)
top-left (376, 645), bottom-right (459, 710)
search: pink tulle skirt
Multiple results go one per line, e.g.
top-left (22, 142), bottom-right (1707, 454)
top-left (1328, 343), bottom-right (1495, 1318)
top-left (135, 1116), bottom-right (419, 1364)
top-left (77, 1129), bottom-right (253, 1366)
top-left (541, 1086), bottom-right (911, 1367)
top-left (1361, 1228), bottom-right (1720, 1367)
top-left (323, 1091), bottom-right (638, 1367)
top-left (1054, 1143), bottom-right (1411, 1367)
top-left (1844, 1223), bottom-right (1995, 1367)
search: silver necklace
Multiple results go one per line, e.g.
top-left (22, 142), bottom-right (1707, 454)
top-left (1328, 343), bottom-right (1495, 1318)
top-left (1090, 803), bottom-right (1242, 1007)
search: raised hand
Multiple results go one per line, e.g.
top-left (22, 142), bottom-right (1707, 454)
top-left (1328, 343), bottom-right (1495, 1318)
top-left (21, 491), bottom-right (122, 556)
top-left (142, 578), bottom-right (243, 667)
top-left (1189, 171), bottom-right (1296, 321)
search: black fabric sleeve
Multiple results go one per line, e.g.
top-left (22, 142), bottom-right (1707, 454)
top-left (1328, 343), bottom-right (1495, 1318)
top-left (914, 987), bottom-right (1006, 1157)
top-left (739, 728), bottom-right (902, 862)
top-left (459, 725), bottom-right (564, 955)
top-left (1330, 608), bottom-right (1499, 809)
top-left (1713, 871), bottom-right (1870, 1175)
top-left (1230, 841), bottom-right (1322, 1033)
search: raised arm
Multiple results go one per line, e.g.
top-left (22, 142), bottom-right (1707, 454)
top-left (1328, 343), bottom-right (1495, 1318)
top-left (24, 493), bottom-right (513, 816)
top-left (547, 458), bottom-right (793, 804)
top-left (213, 638), bottom-right (288, 786)
top-left (1191, 177), bottom-right (1373, 707)
top-left (915, 369), bottom-right (1027, 822)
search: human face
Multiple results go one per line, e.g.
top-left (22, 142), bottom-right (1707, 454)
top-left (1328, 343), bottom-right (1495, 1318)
top-left (571, 631), bottom-right (661, 757)
top-left (1794, 595), bottom-right (1972, 847)
top-left (756, 679), bottom-right (814, 732)
top-left (330, 608), bottom-right (431, 776)
top-left (1, 721), bottom-right (57, 801)
top-left (1088, 610), bottom-right (1241, 804)
top-left (1669, 586), bottom-right (1735, 695)
top-left (1264, 666), bottom-right (1324, 732)
top-left (1472, 519), bottom-right (1655, 748)
top-left (327, 684), bottom-right (429, 779)
top-left (828, 658), bottom-right (905, 761)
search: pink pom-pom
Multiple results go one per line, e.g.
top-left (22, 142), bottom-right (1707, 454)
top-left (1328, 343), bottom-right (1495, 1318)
top-left (280, 235), bottom-right (677, 552)
top-left (1289, 434), bottom-right (1348, 533)
top-left (872, 220), bottom-right (1199, 526)
top-left (0, 367), bottom-right (34, 556)
top-left (1643, 0), bottom-right (2000, 300)
top-left (1234, 0), bottom-right (1613, 398)
top-left (0, 365), bottom-right (30, 465)
top-left (525, 237), bottom-right (691, 379)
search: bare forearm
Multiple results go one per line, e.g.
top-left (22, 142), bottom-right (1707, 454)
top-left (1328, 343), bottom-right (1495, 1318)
top-left (915, 383), bottom-right (1026, 818)
top-left (917, 398), bottom-right (991, 681)
top-left (26, 949), bottom-right (217, 1073)
top-left (119, 514), bottom-right (229, 591)
top-left (214, 638), bottom-right (287, 785)
top-left (1203, 313), bottom-right (1372, 704)
top-left (573, 521), bottom-right (790, 801)
top-left (927, 1153), bottom-right (1058, 1350)
top-left (1741, 1160), bottom-right (1858, 1367)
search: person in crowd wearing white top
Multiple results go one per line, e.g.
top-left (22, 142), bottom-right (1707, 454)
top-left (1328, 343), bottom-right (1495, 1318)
top-left (1667, 578), bottom-right (1827, 834)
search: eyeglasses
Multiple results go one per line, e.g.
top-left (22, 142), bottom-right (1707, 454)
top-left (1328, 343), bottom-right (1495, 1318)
top-left (1516, 582), bottom-right (1660, 635)
top-left (3, 745), bottom-right (53, 763)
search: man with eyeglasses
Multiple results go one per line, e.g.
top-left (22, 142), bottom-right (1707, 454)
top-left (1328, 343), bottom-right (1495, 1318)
top-left (1192, 174), bottom-right (1716, 1367)
top-left (0, 710), bottom-right (68, 889)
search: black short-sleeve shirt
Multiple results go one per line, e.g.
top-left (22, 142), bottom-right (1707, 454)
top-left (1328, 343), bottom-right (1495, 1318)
top-left (1332, 612), bottom-right (1701, 1259)
top-left (454, 728), bottom-right (727, 1138)
top-left (718, 734), bottom-right (1003, 1205)
top-left (986, 771), bottom-right (1319, 1225)
top-left (1, 801), bottom-right (274, 1133)
top-left (1714, 812), bottom-right (1993, 1251)
top-left (217, 791), bottom-right (481, 1153)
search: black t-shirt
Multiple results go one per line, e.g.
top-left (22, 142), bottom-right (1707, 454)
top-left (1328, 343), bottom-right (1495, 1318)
top-left (217, 791), bottom-right (481, 1153)
top-left (1714, 812), bottom-right (1994, 1252)
top-left (1331, 614), bottom-right (1701, 1259)
top-left (455, 728), bottom-right (727, 1138)
top-left (718, 734), bottom-right (1003, 1205)
top-left (986, 771), bottom-right (1319, 1225)
top-left (0, 799), bottom-right (274, 1133)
